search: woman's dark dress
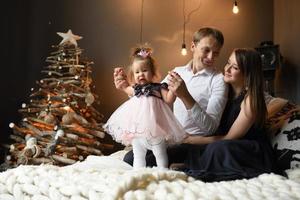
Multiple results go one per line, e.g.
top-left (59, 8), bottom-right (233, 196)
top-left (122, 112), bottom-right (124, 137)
top-left (184, 91), bottom-right (276, 181)
top-left (124, 91), bottom-right (277, 182)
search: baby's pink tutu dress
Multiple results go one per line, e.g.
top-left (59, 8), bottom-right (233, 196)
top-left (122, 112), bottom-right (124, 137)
top-left (103, 83), bottom-right (186, 146)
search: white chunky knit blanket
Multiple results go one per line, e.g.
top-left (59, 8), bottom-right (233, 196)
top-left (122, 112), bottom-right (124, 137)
top-left (0, 155), bottom-right (300, 200)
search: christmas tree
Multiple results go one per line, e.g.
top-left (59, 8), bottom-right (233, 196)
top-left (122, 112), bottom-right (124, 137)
top-left (3, 30), bottom-right (113, 168)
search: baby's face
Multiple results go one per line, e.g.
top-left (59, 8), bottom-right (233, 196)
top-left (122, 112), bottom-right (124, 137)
top-left (132, 60), bottom-right (153, 85)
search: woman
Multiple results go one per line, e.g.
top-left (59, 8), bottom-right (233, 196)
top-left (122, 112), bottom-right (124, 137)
top-left (181, 48), bottom-right (277, 182)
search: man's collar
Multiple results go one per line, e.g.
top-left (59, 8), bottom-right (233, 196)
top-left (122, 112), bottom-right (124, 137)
top-left (185, 60), bottom-right (215, 75)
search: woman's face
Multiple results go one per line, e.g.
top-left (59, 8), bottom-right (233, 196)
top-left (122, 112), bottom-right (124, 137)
top-left (223, 52), bottom-right (244, 85)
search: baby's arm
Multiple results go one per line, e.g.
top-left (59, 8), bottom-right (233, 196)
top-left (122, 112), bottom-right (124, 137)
top-left (123, 85), bottom-right (134, 97)
top-left (161, 86), bottom-right (176, 105)
top-left (114, 67), bottom-right (134, 96)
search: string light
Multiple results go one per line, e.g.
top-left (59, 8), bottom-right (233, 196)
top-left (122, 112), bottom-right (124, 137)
top-left (181, 0), bottom-right (202, 56)
top-left (139, 0), bottom-right (145, 43)
top-left (232, 0), bottom-right (239, 14)
top-left (181, 0), bottom-right (187, 56)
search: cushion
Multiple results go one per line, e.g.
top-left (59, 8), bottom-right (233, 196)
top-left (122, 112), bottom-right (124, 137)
top-left (268, 102), bottom-right (300, 170)
top-left (267, 97), bottom-right (289, 118)
top-left (266, 101), bottom-right (297, 136)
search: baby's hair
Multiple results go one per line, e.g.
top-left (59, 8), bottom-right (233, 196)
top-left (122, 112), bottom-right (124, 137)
top-left (127, 44), bottom-right (160, 84)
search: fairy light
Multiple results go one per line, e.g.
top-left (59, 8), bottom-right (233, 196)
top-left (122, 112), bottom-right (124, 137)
top-left (139, 0), bottom-right (145, 43)
top-left (55, 129), bottom-right (65, 140)
top-left (64, 106), bottom-right (71, 111)
top-left (9, 123), bottom-right (15, 128)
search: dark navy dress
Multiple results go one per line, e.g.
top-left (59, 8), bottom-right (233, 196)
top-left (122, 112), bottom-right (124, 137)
top-left (184, 91), bottom-right (277, 181)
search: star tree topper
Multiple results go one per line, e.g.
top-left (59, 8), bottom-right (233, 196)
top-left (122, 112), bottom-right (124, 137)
top-left (57, 29), bottom-right (82, 47)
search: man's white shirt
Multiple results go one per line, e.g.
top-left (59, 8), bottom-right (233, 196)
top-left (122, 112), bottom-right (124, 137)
top-left (164, 61), bottom-right (228, 135)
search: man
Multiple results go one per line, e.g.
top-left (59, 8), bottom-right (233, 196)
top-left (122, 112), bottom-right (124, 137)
top-left (115, 27), bottom-right (228, 166)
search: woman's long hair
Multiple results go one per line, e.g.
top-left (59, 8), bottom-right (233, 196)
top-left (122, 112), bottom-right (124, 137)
top-left (234, 48), bottom-right (267, 128)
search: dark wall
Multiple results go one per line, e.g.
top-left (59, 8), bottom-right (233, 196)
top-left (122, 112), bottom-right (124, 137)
top-left (1, 0), bottom-right (274, 159)
top-left (274, 0), bottom-right (300, 103)
top-left (1, 1), bottom-right (33, 158)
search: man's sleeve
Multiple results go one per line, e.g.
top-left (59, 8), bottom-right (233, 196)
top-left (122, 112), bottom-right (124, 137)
top-left (188, 74), bottom-right (228, 135)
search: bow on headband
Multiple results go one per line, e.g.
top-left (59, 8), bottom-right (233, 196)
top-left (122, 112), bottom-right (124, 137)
top-left (137, 49), bottom-right (151, 58)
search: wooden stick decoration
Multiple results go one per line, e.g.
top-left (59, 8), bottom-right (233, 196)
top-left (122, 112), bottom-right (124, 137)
top-left (51, 154), bottom-right (76, 165)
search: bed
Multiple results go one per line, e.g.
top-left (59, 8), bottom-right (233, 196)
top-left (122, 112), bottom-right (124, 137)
top-left (0, 154), bottom-right (300, 200)
top-left (0, 98), bottom-right (299, 200)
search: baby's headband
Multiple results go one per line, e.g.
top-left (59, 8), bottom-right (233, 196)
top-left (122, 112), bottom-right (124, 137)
top-left (137, 49), bottom-right (151, 58)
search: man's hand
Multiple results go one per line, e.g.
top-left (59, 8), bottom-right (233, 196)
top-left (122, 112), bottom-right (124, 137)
top-left (167, 71), bottom-right (188, 98)
top-left (167, 71), bottom-right (195, 110)
top-left (114, 67), bottom-right (129, 90)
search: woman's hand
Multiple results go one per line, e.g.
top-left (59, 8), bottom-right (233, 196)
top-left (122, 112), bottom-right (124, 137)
top-left (182, 133), bottom-right (195, 144)
top-left (183, 134), bottom-right (218, 145)
top-left (182, 135), bottom-right (192, 144)
top-left (114, 67), bottom-right (129, 90)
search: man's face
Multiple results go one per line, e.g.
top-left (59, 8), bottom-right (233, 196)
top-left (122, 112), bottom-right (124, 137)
top-left (191, 36), bottom-right (221, 68)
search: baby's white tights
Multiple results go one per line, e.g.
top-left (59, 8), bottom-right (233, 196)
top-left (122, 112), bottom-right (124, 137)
top-left (132, 137), bottom-right (168, 169)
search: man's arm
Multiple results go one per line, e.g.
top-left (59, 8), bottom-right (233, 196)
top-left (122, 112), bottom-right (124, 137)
top-left (188, 74), bottom-right (228, 135)
top-left (168, 71), bottom-right (228, 135)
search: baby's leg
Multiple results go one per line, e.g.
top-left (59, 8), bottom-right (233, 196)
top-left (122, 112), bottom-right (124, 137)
top-left (151, 140), bottom-right (168, 169)
top-left (132, 138), bottom-right (147, 169)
